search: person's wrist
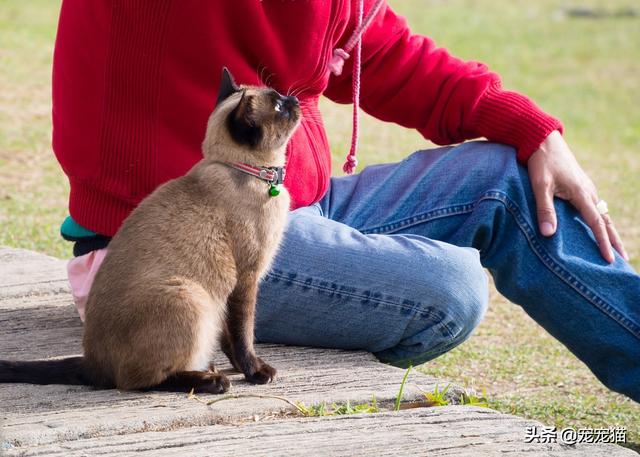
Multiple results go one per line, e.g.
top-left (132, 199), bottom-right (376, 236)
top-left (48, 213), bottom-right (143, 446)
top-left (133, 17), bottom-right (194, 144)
top-left (530, 129), bottom-right (563, 161)
top-left (540, 129), bottom-right (563, 150)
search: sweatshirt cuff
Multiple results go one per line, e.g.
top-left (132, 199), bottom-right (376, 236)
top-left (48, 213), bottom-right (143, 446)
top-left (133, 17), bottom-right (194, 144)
top-left (472, 83), bottom-right (564, 164)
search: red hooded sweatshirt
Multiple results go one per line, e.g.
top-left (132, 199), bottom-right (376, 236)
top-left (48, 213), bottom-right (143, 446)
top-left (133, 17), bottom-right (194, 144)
top-left (52, 0), bottom-right (562, 236)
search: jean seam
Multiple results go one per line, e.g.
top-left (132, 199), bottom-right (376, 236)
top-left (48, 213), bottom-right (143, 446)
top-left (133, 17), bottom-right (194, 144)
top-left (264, 271), bottom-right (441, 320)
top-left (358, 190), bottom-right (639, 341)
top-left (481, 191), bottom-right (640, 341)
top-left (359, 202), bottom-right (477, 235)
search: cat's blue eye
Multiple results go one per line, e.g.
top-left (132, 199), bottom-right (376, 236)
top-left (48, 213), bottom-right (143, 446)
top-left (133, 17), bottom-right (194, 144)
top-left (274, 100), bottom-right (283, 113)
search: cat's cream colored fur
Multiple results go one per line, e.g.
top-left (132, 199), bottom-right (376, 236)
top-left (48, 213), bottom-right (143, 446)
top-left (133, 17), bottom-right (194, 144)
top-left (82, 81), bottom-right (300, 392)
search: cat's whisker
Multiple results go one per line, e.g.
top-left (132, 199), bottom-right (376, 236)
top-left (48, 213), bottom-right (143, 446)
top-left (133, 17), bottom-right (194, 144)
top-left (265, 72), bottom-right (276, 88)
top-left (291, 85), bottom-right (308, 97)
top-left (286, 77), bottom-right (306, 97)
top-left (257, 64), bottom-right (268, 87)
top-left (291, 85), bottom-right (311, 99)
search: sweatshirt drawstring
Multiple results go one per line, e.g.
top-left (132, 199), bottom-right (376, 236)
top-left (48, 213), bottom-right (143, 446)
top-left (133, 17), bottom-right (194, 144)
top-left (329, 0), bottom-right (385, 175)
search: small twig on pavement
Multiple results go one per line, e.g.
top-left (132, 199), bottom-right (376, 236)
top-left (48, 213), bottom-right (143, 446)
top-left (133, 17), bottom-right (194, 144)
top-left (188, 389), bottom-right (307, 415)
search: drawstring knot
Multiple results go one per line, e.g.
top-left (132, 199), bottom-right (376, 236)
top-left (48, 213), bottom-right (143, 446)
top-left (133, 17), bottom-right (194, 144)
top-left (342, 153), bottom-right (358, 175)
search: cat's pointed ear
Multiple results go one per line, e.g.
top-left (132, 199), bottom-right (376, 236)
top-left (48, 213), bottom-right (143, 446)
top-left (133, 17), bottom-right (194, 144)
top-left (216, 67), bottom-right (241, 107)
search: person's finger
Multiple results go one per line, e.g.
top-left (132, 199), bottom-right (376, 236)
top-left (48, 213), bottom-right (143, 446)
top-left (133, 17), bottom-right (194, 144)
top-left (602, 213), bottom-right (629, 261)
top-left (573, 192), bottom-right (614, 263)
top-left (532, 177), bottom-right (557, 236)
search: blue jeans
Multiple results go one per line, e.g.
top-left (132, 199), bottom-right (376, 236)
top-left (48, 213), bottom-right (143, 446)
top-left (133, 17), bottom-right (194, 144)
top-left (254, 141), bottom-right (640, 402)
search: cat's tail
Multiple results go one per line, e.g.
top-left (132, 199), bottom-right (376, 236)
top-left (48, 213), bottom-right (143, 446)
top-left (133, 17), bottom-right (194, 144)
top-left (0, 357), bottom-right (93, 386)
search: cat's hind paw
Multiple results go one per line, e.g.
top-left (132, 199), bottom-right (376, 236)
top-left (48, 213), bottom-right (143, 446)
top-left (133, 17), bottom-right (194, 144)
top-left (245, 362), bottom-right (276, 384)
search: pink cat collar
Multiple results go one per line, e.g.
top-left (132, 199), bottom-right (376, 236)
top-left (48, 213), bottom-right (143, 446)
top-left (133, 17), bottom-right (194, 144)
top-left (227, 162), bottom-right (285, 185)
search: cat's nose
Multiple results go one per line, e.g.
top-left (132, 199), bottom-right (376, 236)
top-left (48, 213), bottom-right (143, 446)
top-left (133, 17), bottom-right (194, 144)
top-left (284, 96), bottom-right (299, 108)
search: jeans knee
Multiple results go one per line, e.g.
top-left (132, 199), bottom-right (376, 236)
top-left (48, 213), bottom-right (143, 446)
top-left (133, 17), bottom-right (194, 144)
top-left (426, 248), bottom-right (488, 348)
top-left (375, 247), bottom-right (488, 368)
top-left (444, 247), bottom-right (489, 334)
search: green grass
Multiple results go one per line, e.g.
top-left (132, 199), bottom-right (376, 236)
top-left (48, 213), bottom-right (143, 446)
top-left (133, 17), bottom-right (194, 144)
top-left (297, 397), bottom-right (381, 417)
top-left (421, 383), bottom-right (453, 408)
top-left (1, 0), bottom-right (638, 451)
top-left (0, 0), bottom-right (69, 258)
top-left (394, 365), bottom-right (413, 411)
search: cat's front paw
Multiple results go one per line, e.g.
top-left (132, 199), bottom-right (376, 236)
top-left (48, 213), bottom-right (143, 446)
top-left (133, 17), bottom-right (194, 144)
top-left (199, 372), bottom-right (231, 394)
top-left (245, 362), bottom-right (276, 384)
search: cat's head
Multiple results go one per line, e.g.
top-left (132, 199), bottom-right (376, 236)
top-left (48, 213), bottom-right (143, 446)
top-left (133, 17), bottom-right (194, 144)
top-left (202, 67), bottom-right (301, 166)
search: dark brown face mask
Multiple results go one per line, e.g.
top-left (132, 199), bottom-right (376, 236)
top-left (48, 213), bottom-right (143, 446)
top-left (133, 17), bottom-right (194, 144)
top-left (215, 67), bottom-right (300, 151)
top-left (226, 88), bottom-right (299, 149)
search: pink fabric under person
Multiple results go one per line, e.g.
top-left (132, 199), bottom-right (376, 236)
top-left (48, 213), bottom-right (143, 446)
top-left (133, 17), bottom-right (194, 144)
top-left (67, 248), bottom-right (108, 321)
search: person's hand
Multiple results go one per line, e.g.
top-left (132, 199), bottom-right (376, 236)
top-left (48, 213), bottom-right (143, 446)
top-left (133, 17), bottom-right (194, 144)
top-left (527, 130), bottom-right (628, 263)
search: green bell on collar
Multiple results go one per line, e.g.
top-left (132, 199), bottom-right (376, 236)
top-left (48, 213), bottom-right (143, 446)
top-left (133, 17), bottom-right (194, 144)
top-left (268, 184), bottom-right (281, 197)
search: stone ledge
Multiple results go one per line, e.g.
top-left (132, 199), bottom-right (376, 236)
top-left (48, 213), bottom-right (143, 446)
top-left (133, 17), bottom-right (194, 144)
top-left (0, 247), bottom-right (635, 456)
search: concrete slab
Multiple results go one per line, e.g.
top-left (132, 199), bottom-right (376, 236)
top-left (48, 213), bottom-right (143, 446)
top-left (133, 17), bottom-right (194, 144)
top-left (0, 247), bottom-right (635, 456)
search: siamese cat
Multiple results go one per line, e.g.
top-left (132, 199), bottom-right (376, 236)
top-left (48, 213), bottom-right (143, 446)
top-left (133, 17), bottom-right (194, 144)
top-left (0, 68), bottom-right (300, 393)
